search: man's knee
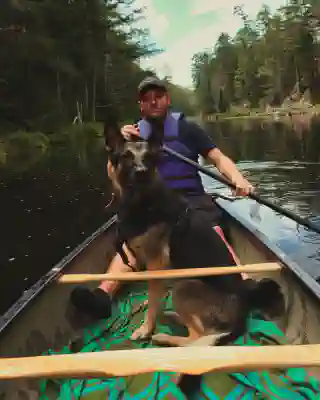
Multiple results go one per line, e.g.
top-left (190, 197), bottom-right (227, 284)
top-left (106, 245), bottom-right (137, 273)
top-left (187, 195), bottom-right (222, 225)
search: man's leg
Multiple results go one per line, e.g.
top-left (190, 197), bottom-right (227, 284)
top-left (185, 194), bottom-right (249, 281)
top-left (70, 245), bottom-right (136, 319)
top-left (187, 194), bottom-right (241, 261)
top-left (99, 244), bottom-right (136, 294)
top-left (186, 194), bottom-right (223, 226)
top-left (212, 225), bottom-right (240, 265)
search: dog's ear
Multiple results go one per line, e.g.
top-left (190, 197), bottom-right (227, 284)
top-left (103, 119), bottom-right (125, 152)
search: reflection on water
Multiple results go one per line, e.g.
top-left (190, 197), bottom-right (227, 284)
top-left (202, 116), bottom-right (320, 280)
top-left (0, 125), bottom-right (112, 314)
top-left (1, 116), bottom-right (320, 315)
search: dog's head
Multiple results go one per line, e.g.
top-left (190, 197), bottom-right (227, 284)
top-left (103, 119), bottom-right (160, 195)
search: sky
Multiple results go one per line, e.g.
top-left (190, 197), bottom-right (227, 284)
top-left (133, 0), bottom-right (287, 88)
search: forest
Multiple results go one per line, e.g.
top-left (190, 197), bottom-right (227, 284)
top-left (3, 0), bottom-right (320, 136)
top-left (0, 0), bottom-right (194, 136)
top-left (191, 0), bottom-right (320, 114)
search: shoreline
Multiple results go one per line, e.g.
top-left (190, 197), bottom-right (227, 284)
top-left (202, 105), bottom-right (320, 122)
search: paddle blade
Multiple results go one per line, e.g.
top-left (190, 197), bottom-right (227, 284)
top-left (250, 201), bottom-right (262, 222)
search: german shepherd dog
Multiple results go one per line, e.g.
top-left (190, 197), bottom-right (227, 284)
top-left (152, 278), bottom-right (284, 347)
top-left (104, 119), bottom-right (284, 341)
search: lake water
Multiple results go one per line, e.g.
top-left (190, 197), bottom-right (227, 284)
top-left (202, 115), bottom-right (320, 280)
top-left (0, 126), bottom-right (114, 314)
top-left (1, 116), bottom-right (320, 314)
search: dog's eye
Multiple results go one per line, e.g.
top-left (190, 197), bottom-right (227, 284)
top-left (120, 151), bottom-right (134, 162)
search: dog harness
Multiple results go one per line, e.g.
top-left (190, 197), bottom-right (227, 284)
top-left (115, 200), bottom-right (191, 271)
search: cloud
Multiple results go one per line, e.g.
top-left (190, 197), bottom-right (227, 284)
top-left (191, 0), bottom-right (284, 18)
top-left (134, 0), bottom-right (169, 41)
top-left (140, 13), bottom-right (241, 87)
top-left (141, 0), bottom-right (286, 87)
top-left (191, 0), bottom-right (233, 17)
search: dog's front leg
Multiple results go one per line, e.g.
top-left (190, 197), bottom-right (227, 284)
top-left (152, 333), bottom-right (192, 347)
top-left (131, 279), bottom-right (165, 340)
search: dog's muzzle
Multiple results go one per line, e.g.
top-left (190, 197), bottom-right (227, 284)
top-left (133, 169), bottom-right (152, 186)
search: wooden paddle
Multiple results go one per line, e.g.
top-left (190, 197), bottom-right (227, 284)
top-left (163, 145), bottom-right (320, 235)
top-left (58, 262), bottom-right (281, 283)
top-left (0, 344), bottom-right (319, 380)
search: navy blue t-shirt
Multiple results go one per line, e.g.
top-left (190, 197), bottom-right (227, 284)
top-left (177, 119), bottom-right (216, 159)
top-left (134, 117), bottom-right (222, 220)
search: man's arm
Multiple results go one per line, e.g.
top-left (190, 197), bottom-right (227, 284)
top-left (206, 148), bottom-right (253, 196)
top-left (184, 121), bottom-right (253, 196)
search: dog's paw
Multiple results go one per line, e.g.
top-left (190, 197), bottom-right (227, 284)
top-left (131, 322), bottom-right (154, 340)
top-left (163, 311), bottom-right (179, 318)
top-left (151, 333), bottom-right (172, 345)
top-left (163, 311), bottom-right (181, 321)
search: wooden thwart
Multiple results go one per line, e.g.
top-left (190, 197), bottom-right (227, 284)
top-left (0, 344), bottom-right (319, 380)
top-left (58, 262), bottom-right (281, 283)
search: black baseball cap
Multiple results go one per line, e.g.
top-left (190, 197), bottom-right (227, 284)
top-left (138, 76), bottom-right (168, 95)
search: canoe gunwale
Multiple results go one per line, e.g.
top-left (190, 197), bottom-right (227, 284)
top-left (216, 197), bottom-right (320, 303)
top-left (0, 215), bottom-right (118, 336)
top-left (1, 193), bottom-right (319, 338)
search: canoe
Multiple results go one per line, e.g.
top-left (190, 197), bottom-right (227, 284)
top-left (0, 194), bottom-right (320, 397)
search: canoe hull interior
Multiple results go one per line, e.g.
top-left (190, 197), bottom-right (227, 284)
top-left (228, 221), bottom-right (320, 347)
top-left (0, 225), bottom-right (117, 358)
top-left (226, 215), bottom-right (320, 379)
top-left (0, 208), bottom-right (320, 398)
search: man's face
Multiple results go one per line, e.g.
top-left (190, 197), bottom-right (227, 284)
top-left (139, 87), bottom-right (170, 119)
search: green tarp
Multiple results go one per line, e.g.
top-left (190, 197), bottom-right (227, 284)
top-left (39, 283), bottom-right (320, 399)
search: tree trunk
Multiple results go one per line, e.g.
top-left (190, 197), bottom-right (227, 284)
top-left (56, 58), bottom-right (62, 106)
top-left (84, 82), bottom-right (89, 118)
top-left (92, 67), bottom-right (97, 122)
top-left (295, 59), bottom-right (301, 97)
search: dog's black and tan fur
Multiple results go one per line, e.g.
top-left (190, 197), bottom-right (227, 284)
top-left (105, 120), bottom-right (179, 270)
top-left (104, 119), bottom-right (284, 341)
top-left (152, 278), bottom-right (285, 347)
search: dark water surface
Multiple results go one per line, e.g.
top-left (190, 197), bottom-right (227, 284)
top-left (201, 116), bottom-right (320, 280)
top-left (0, 128), bottom-right (112, 314)
top-left (1, 116), bottom-right (320, 315)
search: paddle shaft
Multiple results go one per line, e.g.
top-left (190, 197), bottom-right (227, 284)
top-left (0, 344), bottom-right (319, 380)
top-left (58, 262), bottom-right (281, 283)
top-left (163, 145), bottom-right (320, 235)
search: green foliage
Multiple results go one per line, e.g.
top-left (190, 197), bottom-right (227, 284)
top-left (192, 1), bottom-right (320, 114)
top-left (0, 0), bottom-right (163, 132)
top-left (0, 123), bottom-right (105, 172)
top-left (1, 0), bottom-right (195, 133)
top-left (163, 78), bottom-right (196, 115)
top-left (3, 130), bottom-right (51, 171)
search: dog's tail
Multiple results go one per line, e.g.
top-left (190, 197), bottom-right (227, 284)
top-left (244, 278), bottom-right (285, 317)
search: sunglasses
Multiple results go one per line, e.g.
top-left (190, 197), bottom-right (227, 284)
top-left (139, 90), bottom-right (168, 104)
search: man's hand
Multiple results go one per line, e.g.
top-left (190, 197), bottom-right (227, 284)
top-left (231, 176), bottom-right (254, 197)
top-left (121, 124), bottom-right (140, 140)
top-left (207, 148), bottom-right (254, 197)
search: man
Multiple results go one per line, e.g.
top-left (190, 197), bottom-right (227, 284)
top-left (70, 76), bottom-right (253, 320)
top-left (121, 76), bottom-right (253, 221)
